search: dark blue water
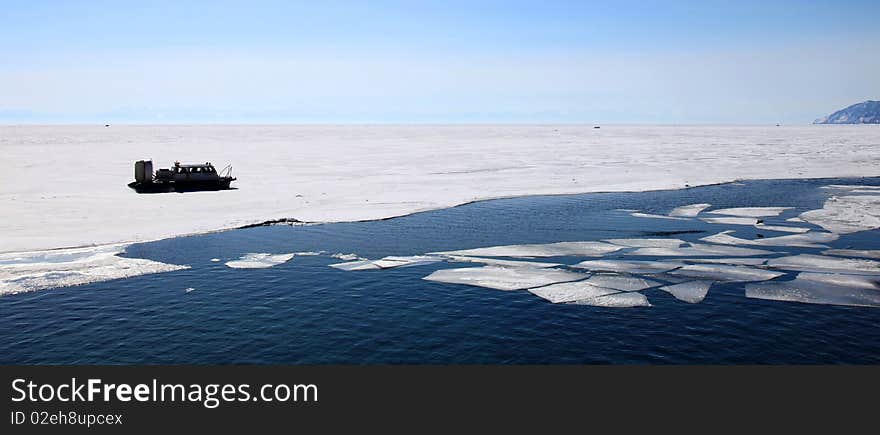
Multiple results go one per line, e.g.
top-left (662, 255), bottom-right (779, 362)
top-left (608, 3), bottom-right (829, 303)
top-left (3, 177), bottom-right (880, 364)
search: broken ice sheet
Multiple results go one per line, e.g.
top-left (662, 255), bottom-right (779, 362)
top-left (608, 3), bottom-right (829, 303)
top-left (669, 264), bottom-right (784, 282)
top-left (329, 255), bottom-right (441, 271)
top-left (528, 281), bottom-right (619, 303)
top-left (707, 207), bottom-right (792, 217)
top-left (660, 280), bottom-right (713, 303)
top-left (628, 243), bottom-right (773, 257)
top-left (330, 260), bottom-right (380, 271)
top-left (700, 230), bottom-right (838, 248)
top-left (0, 244), bottom-right (189, 295)
top-left (331, 253), bottom-right (365, 261)
top-left (767, 254), bottom-right (880, 275)
top-left (700, 216), bottom-right (758, 225)
top-left (571, 292), bottom-right (651, 307)
top-left (683, 257), bottom-right (769, 266)
top-left (822, 249), bottom-right (880, 260)
top-left (800, 194), bottom-right (880, 234)
top-left (370, 256), bottom-right (442, 269)
top-left (668, 203), bottom-right (711, 217)
top-left (753, 224), bottom-right (811, 234)
top-left (225, 253), bottom-right (294, 269)
top-left (604, 238), bottom-right (685, 248)
top-left (572, 259), bottom-right (680, 274)
top-left (745, 273), bottom-right (880, 308)
top-left (442, 255), bottom-right (561, 268)
top-left (432, 241), bottom-right (622, 258)
top-left (422, 265), bottom-right (586, 291)
top-left (583, 274), bottom-right (661, 291)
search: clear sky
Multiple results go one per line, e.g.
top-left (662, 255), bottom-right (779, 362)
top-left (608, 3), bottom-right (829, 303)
top-left (1, 0), bottom-right (877, 124)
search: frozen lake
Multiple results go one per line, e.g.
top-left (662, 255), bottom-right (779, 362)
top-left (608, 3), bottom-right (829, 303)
top-left (2, 177), bottom-right (880, 364)
top-left (2, 124), bottom-right (880, 252)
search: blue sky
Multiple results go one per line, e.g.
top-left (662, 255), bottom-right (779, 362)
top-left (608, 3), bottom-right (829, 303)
top-left (1, 0), bottom-right (877, 123)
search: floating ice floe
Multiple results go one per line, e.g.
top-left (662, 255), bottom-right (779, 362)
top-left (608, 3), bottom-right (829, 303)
top-left (583, 274), bottom-right (661, 291)
top-left (630, 212), bottom-right (689, 221)
top-left (797, 272), bottom-right (880, 288)
top-left (370, 256), bottom-right (442, 269)
top-left (442, 255), bottom-right (560, 268)
top-left (0, 245), bottom-right (189, 295)
top-left (707, 207), bottom-right (792, 217)
top-left (225, 253), bottom-right (295, 269)
top-left (668, 203), bottom-right (711, 217)
top-left (185, 287), bottom-right (195, 293)
top-left (293, 251), bottom-right (324, 256)
top-left (628, 243), bottom-right (773, 257)
top-left (800, 195), bottom-right (880, 234)
top-left (572, 292), bottom-right (651, 307)
top-left (330, 255), bottom-right (441, 271)
top-left (822, 249), bottom-right (880, 260)
top-left (822, 185), bottom-right (880, 191)
top-left (331, 253), bottom-right (365, 261)
top-left (422, 266), bottom-right (585, 291)
top-left (572, 259), bottom-right (680, 274)
top-left (659, 280), bottom-right (713, 303)
top-left (210, 258), bottom-right (221, 262)
top-left (786, 217), bottom-right (806, 223)
top-left (528, 281), bottom-right (619, 303)
top-left (745, 273), bottom-right (880, 308)
top-left (329, 260), bottom-right (380, 271)
top-left (669, 264), bottom-right (784, 282)
top-left (700, 216), bottom-right (758, 225)
top-left (767, 254), bottom-right (880, 275)
top-left (683, 257), bottom-right (769, 266)
top-left (700, 230), bottom-right (838, 248)
top-left (432, 241), bottom-right (622, 258)
top-left (754, 223), bottom-right (811, 234)
top-left (604, 238), bottom-right (685, 248)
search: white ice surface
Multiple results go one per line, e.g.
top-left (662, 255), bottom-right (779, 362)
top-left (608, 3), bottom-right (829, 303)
top-left (572, 292), bottom-right (652, 307)
top-left (422, 266), bottom-right (585, 291)
top-left (225, 253), bottom-right (294, 269)
top-left (604, 238), bottom-right (685, 248)
top-left (700, 230), bottom-right (838, 248)
top-left (753, 224), bottom-right (811, 234)
top-left (370, 255), bottom-right (443, 269)
top-left (329, 260), bottom-right (381, 271)
top-left (0, 244), bottom-right (189, 295)
top-left (583, 274), bottom-right (661, 291)
top-left (572, 259), bottom-right (680, 274)
top-left (669, 264), bottom-right (784, 282)
top-left (330, 255), bottom-right (441, 271)
top-left (4, 125), bottom-right (880, 254)
top-left (528, 281), bottom-right (619, 303)
top-left (707, 207), bottom-right (792, 217)
top-left (659, 280), bottom-right (713, 303)
top-left (822, 249), bottom-right (880, 260)
top-left (668, 203), bottom-right (712, 217)
top-left (767, 254), bottom-right (880, 275)
top-left (432, 241), bottom-right (622, 258)
top-left (331, 253), bottom-right (364, 261)
top-left (700, 216), bottom-right (758, 225)
top-left (442, 255), bottom-right (560, 268)
top-left (628, 243), bottom-right (773, 257)
top-left (745, 273), bottom-right (880, 307)
top-left (800, 194), bottom-right (880, 234)
top-left (683, 257), bottom-right (769, 266)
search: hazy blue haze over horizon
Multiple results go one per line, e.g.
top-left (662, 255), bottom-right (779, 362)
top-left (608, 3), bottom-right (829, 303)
top-left (2, 0), bottom-right (878, 124)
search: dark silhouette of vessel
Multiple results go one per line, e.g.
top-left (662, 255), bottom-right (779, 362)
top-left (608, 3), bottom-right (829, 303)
top-left (128, 160), bottom-right (236, 193)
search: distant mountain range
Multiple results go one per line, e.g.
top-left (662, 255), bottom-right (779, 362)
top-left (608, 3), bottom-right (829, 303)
top-left (814, 100), bottom-right (880, 124)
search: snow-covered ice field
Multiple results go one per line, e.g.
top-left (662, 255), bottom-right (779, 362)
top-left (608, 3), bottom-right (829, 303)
top-left (1, 124), bottom-right (879, 254)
